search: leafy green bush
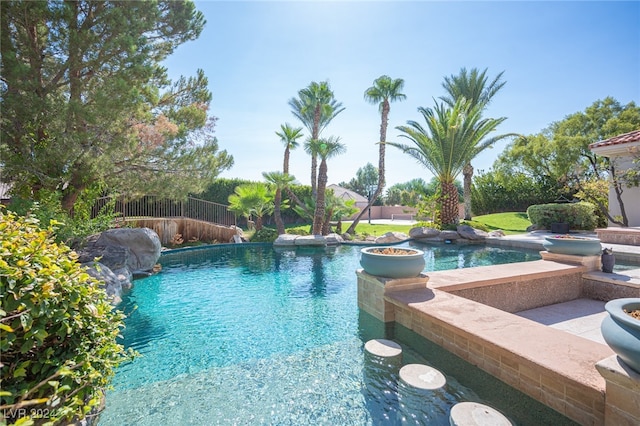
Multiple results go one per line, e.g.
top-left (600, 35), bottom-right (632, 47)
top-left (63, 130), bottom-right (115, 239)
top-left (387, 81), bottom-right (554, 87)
top-left (526, 202), bottom-right (598, 230)
top-left (250, 227), bottom-right (279, 243)
top-left (286, 228), bottom-right (310, 236)
top-left (0, 210), bottom-right (134, 425)
top-left (414, 221), bottom-right (440, 230)
top-left (574, 179), bottom-right (609, 228)
top-left (8, 191), bottom-right (119, 248)
top-left (472, 169), bottom-right (559, 215)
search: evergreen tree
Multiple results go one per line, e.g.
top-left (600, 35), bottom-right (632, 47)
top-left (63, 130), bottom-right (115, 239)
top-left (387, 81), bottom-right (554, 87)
top-left (0, 1), bottom-right (233, 215)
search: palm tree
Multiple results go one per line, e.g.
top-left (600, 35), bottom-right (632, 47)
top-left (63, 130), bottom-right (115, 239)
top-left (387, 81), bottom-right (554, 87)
top-left (324, 193), bottom-right (358, 235)
top-left (275, 123), bottom-right (303, 174)
top-left (390, 99), bottom-right (512, 225)
top-left (263, 171), bottom-right (296, 235)
top-left (227, 183), bottom-right (274, 231)
top-left (440, 67), bottom-right (505, 108)
top-left (347, 75), bottom-right (405, 234)
top-left (440, 67), bottom-right (506, 220)
top-left (273, 122), bottom-right (312, 217)
top-left (309, 136), bottom-right (346, 235)
top-left (289, 81), bottom-right (345, 196)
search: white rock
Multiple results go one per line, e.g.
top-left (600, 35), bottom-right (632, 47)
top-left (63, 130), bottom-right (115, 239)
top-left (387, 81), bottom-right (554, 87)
top-left (273, 234), bottom-right (298, 246)
top-left (375, 231), bottom-right (410, 244)
top-left (294, 235), bottom-right (327, 246)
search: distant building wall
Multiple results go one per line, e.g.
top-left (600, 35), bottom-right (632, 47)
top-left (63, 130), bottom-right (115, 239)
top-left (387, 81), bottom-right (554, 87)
top-left (349, 204), bottom-right (466, 221)
top-left (348, 205), bottom-right (415, 220)
top-left (589, 130), bottom-right (640, 228)
top-left (608, 156), bottom-right (640, 227)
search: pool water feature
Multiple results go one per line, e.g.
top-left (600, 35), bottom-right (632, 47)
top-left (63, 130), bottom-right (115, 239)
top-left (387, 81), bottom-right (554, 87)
top-left (98, 243), bottom-right (575, 425)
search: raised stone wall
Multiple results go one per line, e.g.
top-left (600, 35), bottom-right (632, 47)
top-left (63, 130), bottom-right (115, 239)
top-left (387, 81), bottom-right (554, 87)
top-left (356, 270), bottom-right (428, 322)
top-left (582, 273), bottom-right (640, 301)
top-left (596, 227), bottom-right (640, 246)
top-left (446, 268), bottom-right (584, 313)
top-left (596, 356), bottom-right (640, 425)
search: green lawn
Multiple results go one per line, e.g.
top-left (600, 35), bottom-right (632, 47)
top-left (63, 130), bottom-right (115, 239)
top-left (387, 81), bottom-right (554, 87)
top-left (472, 212), bottom-right (531, 234)
top-left (277, 212), bottom-right (532, 237)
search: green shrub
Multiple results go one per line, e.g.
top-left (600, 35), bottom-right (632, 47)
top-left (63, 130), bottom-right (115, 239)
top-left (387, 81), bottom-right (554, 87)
top-left (574, 179), bottom-right (609, 228)
top-left (250, 227), bottom-right (279, 243)
top-left (0, 210), bottom-right (134, 425)
top-left (415, 221), bottom-right (441, 230)
top-left (8, 192), bottom-right (119, 248)
top-left (526, 202), bottom-right (598, 230)
top-left (471, 169), bottom-right (559, 215)
top-left (286, 228), bottom-right (310, 236)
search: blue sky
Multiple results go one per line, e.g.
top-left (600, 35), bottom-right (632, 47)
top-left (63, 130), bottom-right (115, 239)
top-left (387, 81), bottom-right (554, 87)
top-left (164, 1), bottom-right (640, 189)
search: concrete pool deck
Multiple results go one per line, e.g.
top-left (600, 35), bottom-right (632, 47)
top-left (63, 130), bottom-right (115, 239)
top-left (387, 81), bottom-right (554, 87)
top-left (517, 298), bottom-right (608, 345)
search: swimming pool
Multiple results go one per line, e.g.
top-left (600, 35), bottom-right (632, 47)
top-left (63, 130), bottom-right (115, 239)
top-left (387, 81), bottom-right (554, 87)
top-left (98, 243), bottom-right (575, 425)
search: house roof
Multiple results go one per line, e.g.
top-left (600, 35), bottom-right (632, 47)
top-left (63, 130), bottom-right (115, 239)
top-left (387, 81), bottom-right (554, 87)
top-left (588, 129), bottom-right (640, 149)
top-left (327, 184), bottom-right (368, 203)
top-left (588, 129), bottom-right (640, 157)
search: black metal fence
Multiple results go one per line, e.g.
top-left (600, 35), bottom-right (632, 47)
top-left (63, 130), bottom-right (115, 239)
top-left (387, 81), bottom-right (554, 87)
top-left (91, 195), bottom-right (236, 227)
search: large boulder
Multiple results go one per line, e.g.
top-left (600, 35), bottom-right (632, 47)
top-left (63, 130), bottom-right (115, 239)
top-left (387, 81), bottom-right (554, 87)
top-left (341, 232), bottom-right (353, 241)
top-left (96, 228), bottom-right (161, 273)
top-left (439, 230), bottom-right (460, 241)
top-left (375, 231), bottom-right (409, 244)
top-left (77, 244), bottom-right (130, 271)
top-left (83, 262), bottom-right (125, 305)
top-left (77, 227), bottom-right (162, 304)
top-left (294, 235), bottom-right (327, 246)
top-left (409, 227), bottom-right (441, 239)
top-left (273, 234), bottom-right (298, 247)
top-left (325, 233), bottom-right (344, 245)
top-left (457, 225), bottom-right (489, 240)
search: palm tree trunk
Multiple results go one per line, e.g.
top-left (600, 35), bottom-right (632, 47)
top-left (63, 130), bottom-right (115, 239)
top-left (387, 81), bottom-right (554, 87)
top-left (463, 162), bottom-right (473, 220)
top-left (345, 102), bottom-right (390, 235)
top-left (311, 104), bottom-right (321, 197)
top-left (322, 206), bottom-right (334, 235)
top-left (274, 187), bottom-right (285, 234)
top-left (312, 159), bottom-right (328, 235)
top-left (441, 180), bottom-right (459, 225)
top-left (283, 147), bottom-right (290, 174)
top-left (310, 153), bottom-right (318, 197)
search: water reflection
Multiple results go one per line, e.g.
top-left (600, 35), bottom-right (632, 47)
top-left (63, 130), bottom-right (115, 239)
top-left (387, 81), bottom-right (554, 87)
top-left (363, 350), bottom-right (401, 425)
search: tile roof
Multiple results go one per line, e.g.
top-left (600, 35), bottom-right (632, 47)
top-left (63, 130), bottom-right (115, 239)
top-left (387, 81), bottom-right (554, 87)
top-left (588, 129), bottom-right (640, 149)
top-left (327, 184), bottom-right (368, 202)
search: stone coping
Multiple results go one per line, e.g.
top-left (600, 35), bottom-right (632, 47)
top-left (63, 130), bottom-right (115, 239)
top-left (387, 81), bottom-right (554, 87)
top-left (425, 259), bottom-right (584, 292)
top-left (596, 227), bottom-right (640, 247)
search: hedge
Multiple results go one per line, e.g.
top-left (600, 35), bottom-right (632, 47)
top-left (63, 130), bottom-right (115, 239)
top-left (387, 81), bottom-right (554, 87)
top-left (0, 210), bottom-right (134, 425)
top-left (526, 202), bottom-right (598, 231)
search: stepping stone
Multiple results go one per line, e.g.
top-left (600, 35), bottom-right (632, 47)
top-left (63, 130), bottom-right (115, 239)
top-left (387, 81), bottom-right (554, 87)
top-left (399, 363), bottom-right (446, 391)
top-left (449, 401), bottom-right (512, 426)
top-left (365, 339), bottom-right (402, 359)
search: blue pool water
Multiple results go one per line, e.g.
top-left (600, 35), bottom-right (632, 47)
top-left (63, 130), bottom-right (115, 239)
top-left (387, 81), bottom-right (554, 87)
top-left (98, 242), bottom-right (574, 425)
